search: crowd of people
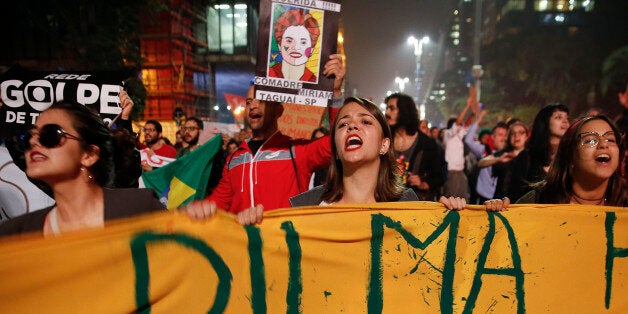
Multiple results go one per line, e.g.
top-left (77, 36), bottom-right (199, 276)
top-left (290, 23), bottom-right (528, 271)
top-left (1, 53), bottom-right (628, 236)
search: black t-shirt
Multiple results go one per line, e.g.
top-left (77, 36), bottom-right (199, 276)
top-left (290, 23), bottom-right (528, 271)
top-left (248, 139), bottom-right (265, 156)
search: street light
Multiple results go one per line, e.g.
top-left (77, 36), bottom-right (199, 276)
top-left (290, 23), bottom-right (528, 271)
top-left (395, 76), bottom-right (409, 92)
top-left (408, 35), bottom-right (429, 119)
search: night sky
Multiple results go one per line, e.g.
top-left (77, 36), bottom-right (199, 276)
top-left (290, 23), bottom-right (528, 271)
top-left (341, 0), bottom-right (455, 103)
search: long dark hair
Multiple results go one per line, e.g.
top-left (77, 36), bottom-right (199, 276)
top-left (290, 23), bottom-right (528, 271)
top-left (322, 97), bottom-right (404, 203)
top-left (527, 103), bottom-right (569, 168)
top-left (384, 93), bottom-right (419, 136)
top-left (47, 101), bottom-right (115, 187)
top-left (539, 115), bottom-right (628, 205)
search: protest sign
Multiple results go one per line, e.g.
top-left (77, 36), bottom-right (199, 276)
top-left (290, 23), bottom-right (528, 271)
top-left (0, 64), bottom-right (126, 131)
top-left (278, 102), bottom-right (326, 139)
top-left (1, 203), bottom-right (627, 313)
top-left (254, 0), bottom-right (341, 107)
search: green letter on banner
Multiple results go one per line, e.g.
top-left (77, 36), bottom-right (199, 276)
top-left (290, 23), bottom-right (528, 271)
top-left (368, 210), bottom-right (460, 314)
top-left (282, 221), bottom-right (303, 314)
top-left (130, 232), bottom-right (232, 314)
top-left (463, 213), bottom-right (525, 314)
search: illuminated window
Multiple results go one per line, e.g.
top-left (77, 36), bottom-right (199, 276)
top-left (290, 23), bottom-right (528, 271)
top-left (141, 69), bottom-right (157, 91)
top-left (207, 3), bottom-right (250, 54)
top-left (234, 3), bottom-right (247, 48)
top-left (556, 0), bottom-right (569, 11)
top-left (538, 0), bottom-right (549, 11)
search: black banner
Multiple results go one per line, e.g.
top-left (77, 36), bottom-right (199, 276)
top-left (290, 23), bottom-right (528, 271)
top-left (1, 64), bottom-right (127, 132)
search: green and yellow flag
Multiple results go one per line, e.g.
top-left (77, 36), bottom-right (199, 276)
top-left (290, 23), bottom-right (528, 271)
top-left (142, 135), bottom-right (222, 209)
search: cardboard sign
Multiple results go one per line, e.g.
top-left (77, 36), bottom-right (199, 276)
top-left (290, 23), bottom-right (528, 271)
top-left (278, 102), bottom-right (326, 139)
top-left (254, 0), bottom-right (341, 107)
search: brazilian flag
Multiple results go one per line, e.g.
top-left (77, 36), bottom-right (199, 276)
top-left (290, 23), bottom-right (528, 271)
top-left (142, 135), bottom-right (222, 210)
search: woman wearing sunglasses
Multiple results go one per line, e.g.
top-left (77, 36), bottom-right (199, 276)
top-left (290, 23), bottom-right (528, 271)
top-left (516, 115), bottom-right (628, 206)
top-left (0, 100), bottom-right (164, 237)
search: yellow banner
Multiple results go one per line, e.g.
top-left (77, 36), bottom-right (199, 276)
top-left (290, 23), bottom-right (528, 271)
top-left (0, 203), bottom-right (627, 313)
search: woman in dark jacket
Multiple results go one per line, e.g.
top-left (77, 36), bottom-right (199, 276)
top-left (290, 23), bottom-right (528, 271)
top-left (0, 100), bottom-right (164, 237)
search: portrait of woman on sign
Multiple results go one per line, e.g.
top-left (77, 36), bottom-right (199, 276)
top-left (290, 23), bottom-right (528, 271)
top-left (268, 6), bottom-right (322, 83)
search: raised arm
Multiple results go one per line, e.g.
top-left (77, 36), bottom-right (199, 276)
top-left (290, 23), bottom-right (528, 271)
top-left (323, 53), bottom-right (346, 121)
top-left (455, 97), bottom-right (473, 126)
top-left (464, 109), bottom-right (488, 158)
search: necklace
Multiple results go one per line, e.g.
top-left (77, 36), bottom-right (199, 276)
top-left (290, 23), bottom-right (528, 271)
top-left (571, 193), bottom-right (606, 205)
top-left (48, 206), bottom-right (61, 235)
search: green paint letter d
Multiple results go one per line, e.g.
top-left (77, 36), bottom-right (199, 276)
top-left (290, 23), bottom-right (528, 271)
top-left (130, 232), bottom-right (232, 314)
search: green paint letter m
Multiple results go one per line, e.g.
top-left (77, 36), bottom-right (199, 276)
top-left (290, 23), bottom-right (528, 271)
top-left (368, 210), bottom-right (460, 314)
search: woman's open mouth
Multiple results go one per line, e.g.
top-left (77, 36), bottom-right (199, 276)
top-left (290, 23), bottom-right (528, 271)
top-left (345, 135), bottom-right (363, 151)
top-left (595, 154), bottom-right (611, 163)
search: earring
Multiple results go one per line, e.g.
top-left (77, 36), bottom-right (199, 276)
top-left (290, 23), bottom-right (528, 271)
top-left (81, 167), bottom-right (94, 182)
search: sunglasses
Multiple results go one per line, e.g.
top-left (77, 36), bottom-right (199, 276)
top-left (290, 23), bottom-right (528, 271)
top-left (15, 124), bottom-right (83, 152)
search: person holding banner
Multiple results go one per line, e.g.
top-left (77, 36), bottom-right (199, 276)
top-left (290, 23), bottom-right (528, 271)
top-left (288, 97), bottom-right (419, 209)
top-left (517, 114), bottom-right (628, 206)
top-left (238, 98), bottom-right (495, 224)
top-left (185, 54), bottom-right (345, 221)
top-left (0, 101), bottom-right (165, 237)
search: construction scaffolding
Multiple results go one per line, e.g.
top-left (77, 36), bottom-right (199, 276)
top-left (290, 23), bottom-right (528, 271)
top-left (139, 0), bottom-right (212, 121)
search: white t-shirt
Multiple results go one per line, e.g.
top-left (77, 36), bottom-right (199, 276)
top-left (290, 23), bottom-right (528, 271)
top-left (443, 124), bottom-right (468, 171)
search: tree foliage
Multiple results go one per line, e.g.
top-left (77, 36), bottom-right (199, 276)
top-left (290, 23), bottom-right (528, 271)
top-left (601, 45), bottom-right (628, 96)
top-left (437, 3), bottom-right (628, 127)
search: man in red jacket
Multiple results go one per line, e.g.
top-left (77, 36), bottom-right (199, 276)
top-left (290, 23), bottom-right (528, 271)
top-left (187, 54), bottom-right (345, 217)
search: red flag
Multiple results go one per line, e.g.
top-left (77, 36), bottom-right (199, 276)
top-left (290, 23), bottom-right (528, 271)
top-left (223, 93), bottom-right (247, 120)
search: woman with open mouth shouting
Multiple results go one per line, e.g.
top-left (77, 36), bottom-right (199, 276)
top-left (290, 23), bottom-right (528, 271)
top-left (235, 97), bottom-right (509, 225)
top-left (516, 114), bottom-right (628, 206)
top-left (287, 97), bottom-right (419, 208)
